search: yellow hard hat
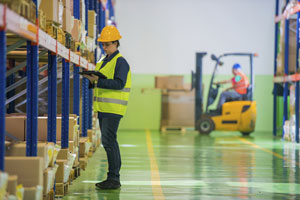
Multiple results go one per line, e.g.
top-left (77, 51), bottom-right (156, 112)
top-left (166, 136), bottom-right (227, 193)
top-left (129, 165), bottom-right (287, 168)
top-left (97, 25), bottom-right (122, 42)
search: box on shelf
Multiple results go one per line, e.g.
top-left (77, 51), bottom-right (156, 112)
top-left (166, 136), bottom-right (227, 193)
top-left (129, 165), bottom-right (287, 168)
top-left (71, 19), bottom-right (81, 42)
top-left (62, 0), bottom-right (70, 9)
top-left (5, 116), bottom-right (26, 141)
top-left (55, 160), bottom-right (67, 183)
top-left (161, 89), bottom-right (195, 127)
top-left (88, 10), bottom-right (96, 26)
top-left (23, 186), bottom-right (43, 200)
top-left (43, 165), bottom-right (58, 195)
top-left (39, 0), bottom-right (59, 23)
top-left (5, 157), bottom-right (44, 187)
top-left (6, 175), bottom-right (17, 196)
top-left (277, 19), bottom-right (300, 75)
top-left (155, 76), bottom-right (184, 90)
top-left (36, 116), bottom-right (78, 142)
top-left (57, 148), bottom-right (70, 160)
top-left (5, 142), bottom-right (54, 170)
top-left (63, 7), bottom-right (72, 33)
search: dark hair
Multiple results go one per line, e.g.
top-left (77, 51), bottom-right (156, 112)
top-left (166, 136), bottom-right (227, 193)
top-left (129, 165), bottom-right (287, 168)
top-left (113, 40), bottom-right (120, 47)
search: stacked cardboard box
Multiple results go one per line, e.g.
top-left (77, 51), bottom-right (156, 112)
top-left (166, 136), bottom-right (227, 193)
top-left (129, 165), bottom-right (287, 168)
top-left (5, 157), bottom-right (44, 200)
top-left (155, 76), bottom-right (195, 129)
top-left (62, 0), bottom-right (72, 33)
top-left (0, 172), bottom-right (8, 200)
top-left (39, 0), bottom-right (59, 23)
top-left (5, 142), bottom-right (59, 197)
top-left (88, 10), bottom-right (96, 38)
top-left (79, 137), bottom-right (91, 170)
top-left (277, 19), bottom-right (300, 75)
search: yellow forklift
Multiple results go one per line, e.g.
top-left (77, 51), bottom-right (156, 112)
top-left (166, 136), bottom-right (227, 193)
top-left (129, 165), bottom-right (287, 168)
top-left (192, 52), bottom-right (257, 135)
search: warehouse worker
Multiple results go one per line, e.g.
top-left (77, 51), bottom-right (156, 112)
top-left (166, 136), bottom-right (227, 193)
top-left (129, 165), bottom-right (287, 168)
top-left (83, 25), bottom-right (131, 190)
top-left (214, 63), bottom-right (249, 112)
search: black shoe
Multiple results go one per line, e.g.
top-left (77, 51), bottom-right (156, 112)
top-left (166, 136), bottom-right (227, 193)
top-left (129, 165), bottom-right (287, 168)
top-left (95, 179), bottom-right (121, 189)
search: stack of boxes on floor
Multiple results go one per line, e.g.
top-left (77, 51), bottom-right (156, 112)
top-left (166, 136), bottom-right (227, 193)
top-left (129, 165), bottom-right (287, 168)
top-left (4, 113), bottom-right (101, 199)
top-left (155, 76), bottom-right (195, 132)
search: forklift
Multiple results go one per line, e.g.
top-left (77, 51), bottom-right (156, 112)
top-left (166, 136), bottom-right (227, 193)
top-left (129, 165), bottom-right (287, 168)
top-left (192, 52), bottom-right (257, 135)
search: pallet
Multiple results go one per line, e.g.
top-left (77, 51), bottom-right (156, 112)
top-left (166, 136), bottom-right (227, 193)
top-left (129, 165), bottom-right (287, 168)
top-left (43, 189), bottom-right (54, 200)
top-left (161, 126), bottom-right (187, 134)
top-left (55, 182), bottom-right (69, 197)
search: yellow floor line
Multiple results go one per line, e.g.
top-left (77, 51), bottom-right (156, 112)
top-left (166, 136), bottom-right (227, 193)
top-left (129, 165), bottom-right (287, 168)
top-left (146, 129), bottom-right (165, 200)
top-left (238, 137), bottom-right (300, 166)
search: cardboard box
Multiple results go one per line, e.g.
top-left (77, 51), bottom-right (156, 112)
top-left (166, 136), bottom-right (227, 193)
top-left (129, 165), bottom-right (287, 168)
top-left (5, 142), bottom-right (54, 170)
top-left (7, 175), bottom-right (17, 196)
top-left (57, 148), bottom-right (69, 160)
top-left (79, 137), bottom-right (88, 157)
top-left (71, 19), bottom-right (81, 42)
top-left (24, 186), bottom-right (43, 200)
top-left (63, 7), bottom-right (72, 33)
top-left (155, 76), bottom-right (184, 90)
top-left (161, 90), bottom-right (195, 127)
top-left (39, 0), bottom-right (59, 23)
top-left (88, 10), bottom-right (96, 26)
top-left (87, 129), bottom-right (95, 143)
top-left (5, 157), bottom-right (44, 187)
top-left (5, 116), bottom-right (26, 141)
top-left (43, 165), bottom-right (58, 195)
top-left (55, 160), bottom-right (66, 183)
top-left (88, 24), bottom-right (95, 38)
top-left (36, 116), bottom-right (78, 142)
top-left (62, 0), bottom-right (70, 9)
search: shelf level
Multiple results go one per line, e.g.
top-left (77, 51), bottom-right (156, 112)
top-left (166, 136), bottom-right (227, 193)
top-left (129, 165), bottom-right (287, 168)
top-left (0, 3), bottom-right (95, 69)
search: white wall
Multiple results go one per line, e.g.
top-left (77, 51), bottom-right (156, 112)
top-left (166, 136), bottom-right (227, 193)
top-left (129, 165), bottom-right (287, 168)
top-left (115, 0), bottom-right (275, 75)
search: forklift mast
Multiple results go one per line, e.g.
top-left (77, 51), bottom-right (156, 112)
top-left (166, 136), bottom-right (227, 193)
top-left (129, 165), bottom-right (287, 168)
top-left (194, 52), bottom-right (207, 131)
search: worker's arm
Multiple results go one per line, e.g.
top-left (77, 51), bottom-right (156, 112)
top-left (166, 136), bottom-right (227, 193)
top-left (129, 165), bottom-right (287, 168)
top-left (96, 57), bottom-right (129, 90)
top-left (214, 79), bottom-right (231, 85)
top-left (224, 86), bottom-right (234, 91)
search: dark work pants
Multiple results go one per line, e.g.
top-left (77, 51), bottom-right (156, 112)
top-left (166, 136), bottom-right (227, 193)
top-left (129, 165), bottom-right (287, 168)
top-left (98, 114), bottom-right (122, 181)
top-left (217, 91), bottom-right (242, 110)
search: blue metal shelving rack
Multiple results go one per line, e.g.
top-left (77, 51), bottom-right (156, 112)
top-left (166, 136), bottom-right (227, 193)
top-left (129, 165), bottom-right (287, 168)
top-left (0, 0), bottom-right (101, 172)
top-left (0, 5), bottom-right (7, 171)
top-left (273, 0), bottom-right (300, 143)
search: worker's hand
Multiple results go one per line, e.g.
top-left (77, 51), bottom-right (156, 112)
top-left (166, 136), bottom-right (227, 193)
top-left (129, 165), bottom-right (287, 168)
top-left (213, 82), bottom-right (219, 85)
top-left (83, 74), bottom-right (98, 82)
top-left (224, 88), bottom-right (231, 92)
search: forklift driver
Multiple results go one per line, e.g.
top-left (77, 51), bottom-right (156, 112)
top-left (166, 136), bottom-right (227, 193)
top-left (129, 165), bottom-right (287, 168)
top-left (214, 63), bottom-right (249, 112)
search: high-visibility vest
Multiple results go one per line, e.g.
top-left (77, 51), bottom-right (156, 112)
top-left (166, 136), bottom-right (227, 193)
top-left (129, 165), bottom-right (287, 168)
top-left (232, 72), bottom-right (249, 95)
top-left (93, 53), bottom-right (131, 116)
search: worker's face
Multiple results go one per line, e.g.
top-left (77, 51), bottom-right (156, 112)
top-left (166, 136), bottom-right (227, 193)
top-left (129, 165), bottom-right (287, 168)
top-left (232, 69), bottom-right (238, 75)
top-left (102, 42), bottom-right (118, 56)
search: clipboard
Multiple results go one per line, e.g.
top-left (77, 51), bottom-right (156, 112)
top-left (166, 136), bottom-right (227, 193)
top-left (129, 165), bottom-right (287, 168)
top-left (78, 71), bottom-right (107, 79)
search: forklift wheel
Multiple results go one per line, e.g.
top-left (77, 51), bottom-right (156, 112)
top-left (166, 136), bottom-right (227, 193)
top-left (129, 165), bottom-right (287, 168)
top-left (241, 132), bottom-right (251, 136)
top-left (197, 117), bottom-right (215, 134)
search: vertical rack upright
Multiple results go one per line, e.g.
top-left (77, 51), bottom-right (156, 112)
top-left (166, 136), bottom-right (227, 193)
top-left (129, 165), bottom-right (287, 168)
top-left (273, 0), bottom-right (300, 143)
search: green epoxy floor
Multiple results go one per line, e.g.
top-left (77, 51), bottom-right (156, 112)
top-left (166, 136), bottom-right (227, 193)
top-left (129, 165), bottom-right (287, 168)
top-left (63, 130), bottom-right (300, 200)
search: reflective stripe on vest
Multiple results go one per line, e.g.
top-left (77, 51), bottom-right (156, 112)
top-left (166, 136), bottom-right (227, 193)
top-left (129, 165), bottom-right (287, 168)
top-left (93, 96), bottom-right (128, 106)
top-left (93, 53), bottom-right (131, 116)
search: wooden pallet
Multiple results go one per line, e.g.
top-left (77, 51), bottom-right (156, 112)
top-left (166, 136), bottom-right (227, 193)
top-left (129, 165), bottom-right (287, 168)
top-left (161, 126), bottom-right (187, 134)
top-left (55, 182), bottom-right (69, 197)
